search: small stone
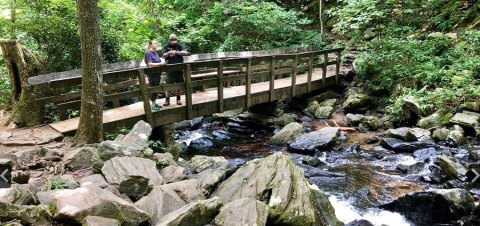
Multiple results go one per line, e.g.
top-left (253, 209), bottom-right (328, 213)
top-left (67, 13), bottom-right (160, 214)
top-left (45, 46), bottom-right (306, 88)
top-left (436, 156), bottom-right (467, 180)
top-left (360, 116), bottom-right (379, 130)
top-left (346, 114), bottom-right (365, 126)
top-left (384, 127), bottom-right (410, 141)
top-left (406, 128), bottom-right (433, 142)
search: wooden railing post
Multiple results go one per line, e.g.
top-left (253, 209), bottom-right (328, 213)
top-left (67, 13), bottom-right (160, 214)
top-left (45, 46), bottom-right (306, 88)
top-left (322, 53), bottom-right (328, 87)
top-left (336, 50), bottom-right (341, 84)
top-left (184, 64), bottom-right (193, 119)
top-left (269, 56), bottom-right (275, 102)
top-left (217, 61), bottom-right (224, 113)
top-left (307, 53), bottom-right (314, 92)
top-left (291, 54), bottom-right (298, 97)
top-left (245, 58), bottom-right (252, 108)
top-left (137, 69), bottom-right (154, 126)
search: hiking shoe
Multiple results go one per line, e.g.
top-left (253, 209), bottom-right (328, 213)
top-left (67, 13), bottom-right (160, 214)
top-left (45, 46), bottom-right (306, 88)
top-left (151, 104), bottom-right (162, 111)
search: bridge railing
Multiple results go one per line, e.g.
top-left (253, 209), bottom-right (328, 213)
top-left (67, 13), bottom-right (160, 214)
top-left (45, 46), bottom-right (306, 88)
top-left (28, 47), bottom-right (344, 124)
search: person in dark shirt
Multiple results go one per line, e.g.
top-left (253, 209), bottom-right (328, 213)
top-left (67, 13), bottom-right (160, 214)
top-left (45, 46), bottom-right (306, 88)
top-left (162, 34), bottom-right (188, 106)
top-left (144, 39), bottom-right (166, 111)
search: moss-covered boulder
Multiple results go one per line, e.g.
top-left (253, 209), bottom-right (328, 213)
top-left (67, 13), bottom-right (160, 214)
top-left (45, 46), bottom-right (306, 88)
top-left (214, 198), bottom-right (268, 226)
top-left (315, 106), bottom-right (334, 119)
top-left (359, 116), bottom-right (380, 130)
top-left (272, 113), bottom-right (298, 127)
top-left (432, 128), bottom-right (451, 141)
top-left (303, 100), bottom-right (321, 117)
top-left (213, 152), bottom-right (340, 226)
top-left (346, 113), bottom-right (365, 126)
top-left (464, 101), bottom-right (480, 112)
top-left (319, 99), bottom-right (337, 108)
top-left (156, 197), bottom-right (222, 226)
top-left (417, 111), bottom-right (454, 129)
top-left (343, 93), bottom-right (371, 112)
top-left (50, 185), bottom-right (149, 225)
top-left (269, 122), bottom-right (303, 145)
top-left (436, 156), bottom-right (467, 180)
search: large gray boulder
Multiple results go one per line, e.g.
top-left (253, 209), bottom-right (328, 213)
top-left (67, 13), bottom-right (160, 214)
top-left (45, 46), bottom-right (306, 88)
top-left (449, 111), bottom-right (480, 128)
top-left (214, 198), bottom-right (268, 226)
top-left (346, 113), bottom-right (364, 126)
top-left (213, 152), bottom-right (340, 226)
top-left (156, 197), bottom-right (223, 226)
top-left (101, 156), bottom-right (163, 199)
top-left (63, 147), bottom-right (94, 170)
top-left (269, 122), bottom-right (303, 145)
top-left (446, 130), bottom-right (466, 147)
top-left (135, 179), bottom-right (207, 225)
top-left (417, 111), bottom-right (453, 129)
top-left (92, 121), bottom-right (152, 172)
top-left (381, 189), bottom-right (474, 225)
top-left (406, 128), bottom-right (433, 142)
top-left (384, 127), bottom-right (410, 141)
top-left (188, 155), bottom-right (228, 173)
top-left (289, 127), bottom-right (340, 154)
top-left (50, 185), bottom-right (149, 225)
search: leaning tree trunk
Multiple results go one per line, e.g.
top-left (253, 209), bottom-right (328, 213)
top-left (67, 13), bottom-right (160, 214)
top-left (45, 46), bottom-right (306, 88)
top-left (74, 0), bottom-right (103, 145)
top-left (0, 40), bottom-right (44, 126)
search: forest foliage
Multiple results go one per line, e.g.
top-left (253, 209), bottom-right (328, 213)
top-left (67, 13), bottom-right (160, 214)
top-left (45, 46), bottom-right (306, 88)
top-left (0, 0), bottom-right (479, 122)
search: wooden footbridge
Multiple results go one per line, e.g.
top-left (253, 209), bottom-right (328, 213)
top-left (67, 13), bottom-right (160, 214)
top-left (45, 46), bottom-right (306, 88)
top-left (28, 47), bottom-right (345, 134)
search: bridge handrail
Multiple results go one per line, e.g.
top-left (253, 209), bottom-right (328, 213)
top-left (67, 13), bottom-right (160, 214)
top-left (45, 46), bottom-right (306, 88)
top-left (30, 47), bottom-right (344, 123)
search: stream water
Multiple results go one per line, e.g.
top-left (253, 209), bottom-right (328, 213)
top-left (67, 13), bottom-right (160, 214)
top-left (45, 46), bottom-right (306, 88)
top-left (174, 112), bottom-right (447, 226)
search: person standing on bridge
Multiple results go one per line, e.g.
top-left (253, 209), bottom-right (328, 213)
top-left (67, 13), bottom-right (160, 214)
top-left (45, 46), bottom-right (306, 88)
top-left (162, 34), bottom-right (188, 106)
top-left (144, 39), bottom-right (166, 111)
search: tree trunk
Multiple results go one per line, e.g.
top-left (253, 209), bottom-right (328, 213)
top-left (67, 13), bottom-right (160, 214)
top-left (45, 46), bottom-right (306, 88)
top-left (0, 40), bottom-right (44, 126)
top-left (319, 0), bottom-right (324, 34)
top-left (74, 0), bottom-right (103, 145)
top-left (10, 0), bottom-right (16, 39)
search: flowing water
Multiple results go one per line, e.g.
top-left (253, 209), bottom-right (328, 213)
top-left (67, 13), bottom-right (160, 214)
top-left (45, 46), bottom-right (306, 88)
top-left (174, 114), bottom-right (441, 226)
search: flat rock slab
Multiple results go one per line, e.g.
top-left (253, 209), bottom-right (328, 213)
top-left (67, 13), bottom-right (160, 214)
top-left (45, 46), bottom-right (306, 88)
top-left (380, 138), bottom-right (435, 152)
top-left (289, 127), bottom-right (340, 154)
top-left (449, 111), bottom-right (480, 128)
top-left (0, 126), bottom-right (63, 146)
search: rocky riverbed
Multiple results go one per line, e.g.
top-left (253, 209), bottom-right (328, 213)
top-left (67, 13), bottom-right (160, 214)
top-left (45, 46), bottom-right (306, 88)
top-left (1, 83), bottom-right (480, 225)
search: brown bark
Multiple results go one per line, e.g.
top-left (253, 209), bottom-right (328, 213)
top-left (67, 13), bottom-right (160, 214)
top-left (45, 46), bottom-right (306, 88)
top-left (74, 0), bottom-right (103, 145)
top-left (0, 40), bottom-right (44, 126)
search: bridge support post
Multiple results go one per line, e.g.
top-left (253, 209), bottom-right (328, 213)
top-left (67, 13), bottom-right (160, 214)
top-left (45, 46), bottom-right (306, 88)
top-left (269, 56), bottom-right (275, 102)
top-left (217, 61), bottom-right (224, 113)
top-left (291, 55), bottom-right (298, 97)
top-left (307, 53), bottom-right (313, 92)
top-left (137, 70), bottom-right (154, 126)
top-left (184, 64), bottom-right (193, 119)
top-left (322, 53), bottom-right (328, 87)
top-left (245, 58), bottom-right (252, 108)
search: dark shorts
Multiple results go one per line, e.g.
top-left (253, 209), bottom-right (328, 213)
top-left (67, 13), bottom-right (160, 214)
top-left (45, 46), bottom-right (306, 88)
top-left (167, 71), bottom-right (184, 84)
top-left (148, 73), bottom-right (161, 86)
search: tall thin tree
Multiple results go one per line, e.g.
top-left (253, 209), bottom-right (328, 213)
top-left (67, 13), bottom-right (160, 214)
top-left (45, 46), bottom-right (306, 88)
top-left (75, 0), bottom-right (103, 145)
top-left (10, 0), bottom-right (16, 39)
